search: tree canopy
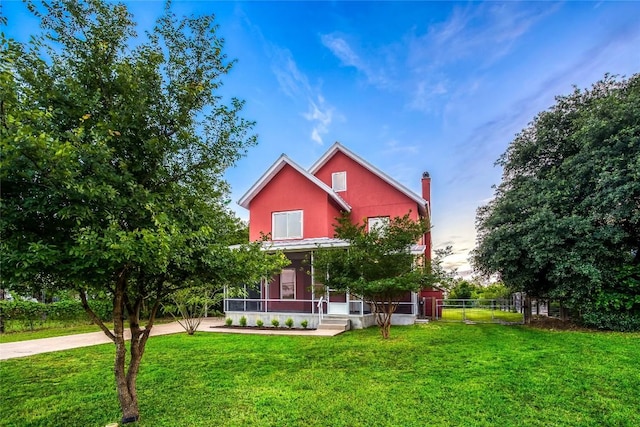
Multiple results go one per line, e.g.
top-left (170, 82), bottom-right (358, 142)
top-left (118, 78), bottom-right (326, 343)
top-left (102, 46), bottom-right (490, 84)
top-left (313, 212), bottom-right (433, 338)
top-left (1, 0), bottom-right (286, 422)
top-left (473, 74), bottom-right (640, 331)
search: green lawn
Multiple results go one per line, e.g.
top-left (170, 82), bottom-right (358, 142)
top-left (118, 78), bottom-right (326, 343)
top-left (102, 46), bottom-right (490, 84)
top-left (440, 307), bottom-right (524, 323)
top-left (1, 324), bottom-right (638, 427)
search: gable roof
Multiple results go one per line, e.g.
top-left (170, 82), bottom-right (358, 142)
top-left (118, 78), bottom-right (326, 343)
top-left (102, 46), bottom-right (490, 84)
top-left (309, 142), bottom-right (428, 217)
top-left (237, 154), bottom-right (351, 211)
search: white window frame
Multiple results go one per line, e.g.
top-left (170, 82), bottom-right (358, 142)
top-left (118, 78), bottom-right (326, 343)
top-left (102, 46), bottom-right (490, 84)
top-left (367, 216), bottom-right (390, 233)
top-left (280, 268), bottom-right (296, 300)
top-left (332, 171), bottom-right (347, 192)
top-left (272, 210), bottom-right (303, 240)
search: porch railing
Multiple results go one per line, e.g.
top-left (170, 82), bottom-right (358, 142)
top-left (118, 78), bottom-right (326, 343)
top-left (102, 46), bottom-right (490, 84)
top-left (225, 298), bottom-right (322, 314)
top-left (225, 298), bottom-right (418, 316)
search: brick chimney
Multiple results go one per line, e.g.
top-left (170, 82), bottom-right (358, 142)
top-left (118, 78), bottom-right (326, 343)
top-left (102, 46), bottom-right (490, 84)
top-left (421, 171), bottom-right (432, 262)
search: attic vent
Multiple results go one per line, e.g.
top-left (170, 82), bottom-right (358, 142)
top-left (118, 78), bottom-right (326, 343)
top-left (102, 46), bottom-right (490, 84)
top-left (332, 171), bottom-right (347, 192)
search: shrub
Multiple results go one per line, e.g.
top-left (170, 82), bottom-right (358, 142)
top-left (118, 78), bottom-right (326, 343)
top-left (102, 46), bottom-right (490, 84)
top-left (239, 316), bottom-right (247, 327)
top-left (301, 319), bottom-right (308, 329)
top-left (285, 318), bottom-right (294, 328)
top-left (271, 318), bottom-right (280, 328)
top-left (87, 299), bottom-right (113, 321)
top-left (0, 300), bottom-right (47, 330)
top-left (580, 311), bottom-right (640, 332)
top-left (256, 319), bottom-right (264, 328)
top-left (225, 318), bottom-right (233, 326)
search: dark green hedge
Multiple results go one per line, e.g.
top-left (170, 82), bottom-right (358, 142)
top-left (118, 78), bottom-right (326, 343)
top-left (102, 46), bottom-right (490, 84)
top-left (0, 299), bottom-right (113, 329)
top-left (580, 311), bottom-right (640, 332)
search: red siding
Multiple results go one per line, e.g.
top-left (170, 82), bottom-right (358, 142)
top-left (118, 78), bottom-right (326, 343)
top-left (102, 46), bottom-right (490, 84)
top-left (248, 164), bottom-right (338, 241)
top-left (313, 151), bottom-right (421, 224)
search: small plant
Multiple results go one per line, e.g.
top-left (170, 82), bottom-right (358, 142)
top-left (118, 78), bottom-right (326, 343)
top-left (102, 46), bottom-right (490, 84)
top-left (271, 318), bottom-right (280, 328)
top-left (285, 318), bottom-right (294, 328)
top-left (225, 318), bottom-right (233, 326)
top-left (239, 316), bottom-right (247, 327)
top-left (256, 319), bottom-right (264, 328)
top-left (301, 319), bottom-right (308, 329)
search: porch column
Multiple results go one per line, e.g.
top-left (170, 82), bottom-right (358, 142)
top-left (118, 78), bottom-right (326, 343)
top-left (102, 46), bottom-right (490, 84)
top-left (310, 251), bottom-right (315, 315)
top-left (264, 277), bottom-right (268, 313)
top-left (412, 292), bottom-right (417, 315)
top-left (346, 291), bottom-right (350, 315)
top-left (223, 286), bottom-right (227, 312)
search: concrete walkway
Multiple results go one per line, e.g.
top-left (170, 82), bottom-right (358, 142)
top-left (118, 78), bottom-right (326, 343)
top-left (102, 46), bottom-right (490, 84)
top-left (0, 318), bottom-right (341, 360)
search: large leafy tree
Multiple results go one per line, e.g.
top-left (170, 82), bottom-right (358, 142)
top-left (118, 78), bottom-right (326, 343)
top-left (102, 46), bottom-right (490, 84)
top-left (473, 74), bottom-right (640, 331)
top-left (1, 1), bottom-right (285, 422)
top-left (313, 213), bottom-right (433, 338)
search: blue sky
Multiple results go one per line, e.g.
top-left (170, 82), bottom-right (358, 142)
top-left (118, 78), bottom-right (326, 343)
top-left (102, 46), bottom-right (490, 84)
top-left (4, 1), bottom-right (640, 273)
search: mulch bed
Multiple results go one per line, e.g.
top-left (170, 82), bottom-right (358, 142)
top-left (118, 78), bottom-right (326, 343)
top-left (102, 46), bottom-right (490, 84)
top-left (212, 325), bottom-right (316, 331)
top-left (528, 316), bottom-right (590, 331)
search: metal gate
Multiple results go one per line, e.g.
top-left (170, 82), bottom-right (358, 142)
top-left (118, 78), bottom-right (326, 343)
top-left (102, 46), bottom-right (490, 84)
top-left (436, 299), bottom-right (524, 324)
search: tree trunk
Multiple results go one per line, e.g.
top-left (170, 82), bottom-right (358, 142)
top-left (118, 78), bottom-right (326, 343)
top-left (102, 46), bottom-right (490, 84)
top-left (0, 288), bottom-right (5, 333)
top-left (112, 273), bottom-right (141, 423)
top-left (373, 298), bottom-right (398, 339)
top-left (80, 271), bottom-right (161, 424)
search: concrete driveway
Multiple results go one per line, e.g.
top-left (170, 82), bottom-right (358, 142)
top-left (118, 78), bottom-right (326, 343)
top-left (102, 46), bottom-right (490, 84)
top-left (0, 318), bottom-right (340, 360)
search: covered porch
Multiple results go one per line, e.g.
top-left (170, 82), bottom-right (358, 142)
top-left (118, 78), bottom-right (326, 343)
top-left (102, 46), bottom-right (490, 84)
top-left (223, 238), bottom-right (422, 329)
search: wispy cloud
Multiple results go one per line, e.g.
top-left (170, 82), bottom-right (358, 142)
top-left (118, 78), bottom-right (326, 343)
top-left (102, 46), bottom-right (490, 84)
top-left (382, 139), bottom-right (420, 155)
top-left (405, 3), bottom-right (560, 114)
top-left (411, 3), bottom-right (558, 67)
top-left (320, 33), bottom-right (390, 88)
top-left (269, 46), bottom-right (336, 145)
top-left (271, 51), bottom-right (310, 99)
top-left (318, 4), bottom-right (558, 118)
top-left (239, 11), bottom-right (337, 146)
top-left (303, 95), bottom-right (334, 145)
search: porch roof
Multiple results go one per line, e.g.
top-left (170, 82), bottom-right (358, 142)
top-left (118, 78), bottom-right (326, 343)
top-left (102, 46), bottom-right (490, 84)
top-left (255, 238), bottom-right (426, 255)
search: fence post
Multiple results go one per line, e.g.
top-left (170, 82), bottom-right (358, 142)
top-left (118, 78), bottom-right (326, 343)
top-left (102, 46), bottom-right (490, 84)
top-left (523, 295), bottom-right (532, 324)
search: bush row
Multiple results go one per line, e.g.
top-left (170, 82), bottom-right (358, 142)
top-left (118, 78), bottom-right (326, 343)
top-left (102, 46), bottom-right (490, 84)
top-left (0, 299), bottom-right (112, 327)
top-left (580, 311), bottom-right (640, 332)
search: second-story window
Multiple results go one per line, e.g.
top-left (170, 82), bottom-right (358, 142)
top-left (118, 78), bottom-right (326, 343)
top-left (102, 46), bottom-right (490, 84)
top-left (332, 171), bottom-right (347, 192)
top-left (272, 210), bottom-right (303, 239)
top-left (368, 216), bottom-right (389, 233)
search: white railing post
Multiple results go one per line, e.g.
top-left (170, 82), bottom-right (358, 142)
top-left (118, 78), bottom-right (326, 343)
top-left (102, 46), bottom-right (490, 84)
top-left (317, 297), bottom-right (324, 324)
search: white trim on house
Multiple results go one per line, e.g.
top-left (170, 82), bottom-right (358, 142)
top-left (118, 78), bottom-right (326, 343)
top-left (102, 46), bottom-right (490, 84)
top-left (309, 142), bottom-right (428, 217)
top-left (237, 155), bottom-right (351, 211)
top-left (236, 237), bottom-right (425, 255)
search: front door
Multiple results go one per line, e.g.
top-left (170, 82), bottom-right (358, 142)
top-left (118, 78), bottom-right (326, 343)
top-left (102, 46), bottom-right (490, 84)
top-left (327, 289), bottom-right (349, 315)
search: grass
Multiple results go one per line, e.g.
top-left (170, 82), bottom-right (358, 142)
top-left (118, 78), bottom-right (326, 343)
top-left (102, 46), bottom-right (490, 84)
top-left (1, 324), bottom-right (639, 426)
top-left (441, 307), bottom-right (524, 323)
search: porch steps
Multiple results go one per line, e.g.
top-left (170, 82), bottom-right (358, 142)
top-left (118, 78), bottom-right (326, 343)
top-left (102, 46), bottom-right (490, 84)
top-left (318, 316), bottom-right (351, 332)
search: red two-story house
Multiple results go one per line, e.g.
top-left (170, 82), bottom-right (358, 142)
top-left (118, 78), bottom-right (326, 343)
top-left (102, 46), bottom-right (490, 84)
top-left (224, 142), bottom-right (434, 329)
